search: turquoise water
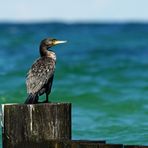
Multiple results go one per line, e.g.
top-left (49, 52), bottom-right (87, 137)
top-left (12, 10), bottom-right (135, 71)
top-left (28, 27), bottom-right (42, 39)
top-left (1, 23), bottom-right (148, 146)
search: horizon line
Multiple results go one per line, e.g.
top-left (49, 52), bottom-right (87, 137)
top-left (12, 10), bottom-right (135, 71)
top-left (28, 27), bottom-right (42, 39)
top-left (1, 20), bottom-right (148, 25)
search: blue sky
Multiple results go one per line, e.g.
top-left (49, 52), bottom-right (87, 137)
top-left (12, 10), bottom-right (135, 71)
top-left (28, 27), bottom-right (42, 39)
top-left (0, 0), bottom-right (148, 22)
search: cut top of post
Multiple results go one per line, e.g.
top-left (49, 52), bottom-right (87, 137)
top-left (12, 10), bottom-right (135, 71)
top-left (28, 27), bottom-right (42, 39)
top-left (2, 103), bottom-right (71, 147)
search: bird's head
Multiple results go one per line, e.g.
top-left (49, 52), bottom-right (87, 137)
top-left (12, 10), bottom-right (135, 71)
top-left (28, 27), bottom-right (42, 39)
top-left (40, 38), bottom-right (67, 49)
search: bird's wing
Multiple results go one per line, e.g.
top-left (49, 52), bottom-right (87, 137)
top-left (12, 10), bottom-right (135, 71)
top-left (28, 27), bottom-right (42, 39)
top-left (26, 57), bottom-right (55, 94)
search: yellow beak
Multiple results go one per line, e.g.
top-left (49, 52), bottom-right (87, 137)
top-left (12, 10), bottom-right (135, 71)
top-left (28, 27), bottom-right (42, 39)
top-left (54, 40), bottom-right (67, 45)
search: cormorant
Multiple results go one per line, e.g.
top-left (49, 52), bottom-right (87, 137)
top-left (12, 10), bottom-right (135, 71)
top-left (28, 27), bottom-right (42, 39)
top-left (25, 38), bottom-right (67, 104)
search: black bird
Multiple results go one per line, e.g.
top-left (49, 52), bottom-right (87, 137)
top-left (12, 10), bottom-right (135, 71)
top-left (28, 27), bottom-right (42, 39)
top-left (25, 38), bottom-right (67, 104)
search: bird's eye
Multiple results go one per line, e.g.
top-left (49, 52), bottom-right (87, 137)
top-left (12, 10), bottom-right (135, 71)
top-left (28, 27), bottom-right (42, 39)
top-left (51, 39), bottom-right (56, 45)
top-left (52, 39), bottom-right (56, 42)
top-left (47, 40), bottom-right (53, 45)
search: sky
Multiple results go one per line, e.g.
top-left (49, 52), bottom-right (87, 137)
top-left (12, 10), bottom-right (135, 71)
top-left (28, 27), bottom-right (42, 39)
top-left (0, 0), bottom-right (148, 23)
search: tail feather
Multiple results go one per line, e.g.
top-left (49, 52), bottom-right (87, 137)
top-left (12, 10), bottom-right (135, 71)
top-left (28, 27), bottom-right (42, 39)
top-left (25, 93), bottom-right (38, 104)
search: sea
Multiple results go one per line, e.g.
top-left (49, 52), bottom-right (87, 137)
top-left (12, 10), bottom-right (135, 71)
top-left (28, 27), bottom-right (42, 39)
top-left (0, 22), bottom-right (148, 146)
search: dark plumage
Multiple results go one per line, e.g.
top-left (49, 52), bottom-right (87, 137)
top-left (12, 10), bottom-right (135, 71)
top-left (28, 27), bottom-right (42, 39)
top-left (25, 38), bottom-right (67, 104)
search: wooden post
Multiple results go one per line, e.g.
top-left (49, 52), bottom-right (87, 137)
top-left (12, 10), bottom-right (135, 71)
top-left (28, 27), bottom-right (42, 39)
top-left (1, 103), bottom-right (71, 148)
top-left (124, 146), bottom-right (148, 148)
top-left (18, 141), bottom-right (121, 148)
top-left (10, 140), bottom-right (105, 148)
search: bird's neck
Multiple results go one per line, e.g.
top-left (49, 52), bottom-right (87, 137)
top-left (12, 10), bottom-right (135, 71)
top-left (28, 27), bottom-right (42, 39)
top-left (39, 45), bottom-right (56, 61)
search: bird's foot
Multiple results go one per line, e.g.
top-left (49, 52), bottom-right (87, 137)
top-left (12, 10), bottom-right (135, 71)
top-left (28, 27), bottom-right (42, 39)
top-left (38, 100), bottom-right (51, 104)
top-left (25, 98), bottom-right (38, 104)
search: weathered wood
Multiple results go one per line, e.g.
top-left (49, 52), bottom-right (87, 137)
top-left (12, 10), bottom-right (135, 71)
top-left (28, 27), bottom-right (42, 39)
top-left (99, 144), bottom-right (123, 148)
top-left (11, 140), bottom-right (105, 148)
top-left (4, 140), bottom-right (148, 148)
top-left (72, 140), bottom-right (105, 144)
top-left (7, 140), bottom-right (148, 148)
top-left (2, 103), bottom-right (148, 148)
top-left (8, 140), bottom-right (109, 148)
top-left (70, 140), bottom-right (106, 148)
top-left (124, 146), bottom-right (148, 148)
top-left (2, 103), bottom-right (71, 148)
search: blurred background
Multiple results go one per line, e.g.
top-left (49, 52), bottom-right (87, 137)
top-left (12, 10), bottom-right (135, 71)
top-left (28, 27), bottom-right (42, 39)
top-left (1, 0), bottom-right (148, 146)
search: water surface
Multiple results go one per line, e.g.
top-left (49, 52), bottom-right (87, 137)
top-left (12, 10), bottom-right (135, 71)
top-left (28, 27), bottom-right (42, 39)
top-left (0, 23), bottom-right (148, 146)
